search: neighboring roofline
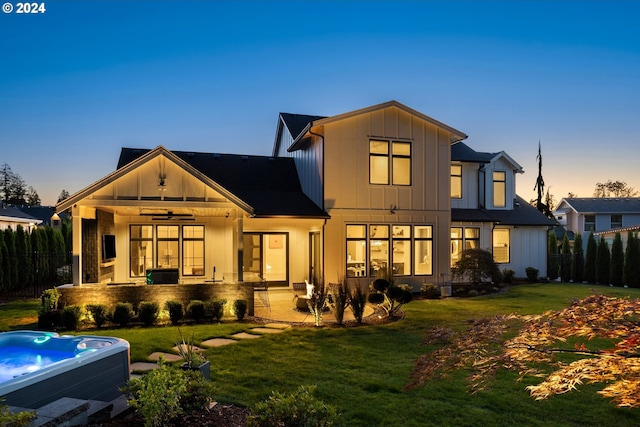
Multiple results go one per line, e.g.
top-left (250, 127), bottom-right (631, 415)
top-left (554, 197), bottom-right (640, 215)
top-left (595, 224), bottom-right (640, 236)
top-left (0, 215), bottom-right (42, 224)
top-left (56, 146), bottom-right (255, 214)
top-left (288, 100), bottom-right (468, 151)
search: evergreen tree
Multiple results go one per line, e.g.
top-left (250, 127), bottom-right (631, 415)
top-left (561, 234), bottom-right (572, 282)
top-left (584, 232), bottom-right (597, 283)
top-left (547, 231), bottom-right (559, 280)
top-left (596, 236), bottom-right (610, 285)
top-left (3, 228), bottom-right (18, 291)
top-left (572, 233), bottom-right (584, 283)
top-left (610, 232), bottom-right (624, 286)
top-left (0, 232), bottom-right (5, 292)
top-left (51, 227), bottom-right (67, 283)
top-left (30, 228), bottom-right (46, 286)
top-left (14, 225), bottom-right (33, 288)
top-left (624, 232), bottom-right (640, 288)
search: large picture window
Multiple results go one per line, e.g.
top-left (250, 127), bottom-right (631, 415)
top-left (243, 232), bottom-right (289, 284)
top-left (346, 224), bottom-right (433, 277)
top-left (369, 140), bottom-right (411, 186)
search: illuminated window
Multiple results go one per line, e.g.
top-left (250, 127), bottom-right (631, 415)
top-left (182, 225), bottom-right (204, 276)
top-left (369, 225), bottom-right (389, 277)
top-left (451, 164), bottom-right (462, 198)
top-left (392, 225), bottom-right (411, 276)
top-left (414, 225), bottom-right (433, 275)
top-left (493, 171), bottom-right (506, 207)
top-left (157, 225), bottom-right (179, 269)
top-left (346, 225), bottom-right (367, 277)
top-left (369, 140), bottom-right (411, 185)
top-left (493, 228), bottom-right (510, 263)
top-left (243, 233), bottom-right (288, 283)
top-left (130, 225), bottom-right (153, 277)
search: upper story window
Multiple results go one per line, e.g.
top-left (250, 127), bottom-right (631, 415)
top-left (369, 140), bottom-right (411, 186)
top-left (493, 171), bottom-right (506, 208)
top-left (584, 215), bottom-right (595, 232)
top-left (451, 164), bottom-right (462, 198)
top-left (611, 214), bottom-right (622, 229)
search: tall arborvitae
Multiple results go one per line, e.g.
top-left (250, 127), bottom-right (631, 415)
top-left (572, 233), bottom-right (584, 283)
top-left (547, 231), bottom-right (559, 280)
top-left (610, 232), bottom-right (624, 286)
top-left (0, 232), bottom-right (5, 292)
top-left (584, 231), bottom-right (597, 283)
top-left (561, 234), bottom-right (572, 282)
top-left (624, 232), bottom-right (640, 288)
top-left (30, 228), bottom-right (46, 286)
top-left (14, 225), bottom-right (34, 288)
top-left (596, 236), bottom-right (611, 285)
top-left (3, 228), bottom-right (18, 291)
top-left (51, 227), bottom-right (67, 283)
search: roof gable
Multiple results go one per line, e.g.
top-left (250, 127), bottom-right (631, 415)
top-left (557, 198), bottom-right (640, 214)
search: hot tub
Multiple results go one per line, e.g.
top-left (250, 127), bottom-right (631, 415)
top-left (0, 331), bottom-right (130, 408)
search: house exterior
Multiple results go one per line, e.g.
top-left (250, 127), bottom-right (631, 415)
top-left (553, 198), bottom-right (640, 236)
top-left (0, 204), bottom-right (42, 231)
top-left (450, 142), bottom-right (555, 278)
top-left (55, 100), bottom-right (552, 304)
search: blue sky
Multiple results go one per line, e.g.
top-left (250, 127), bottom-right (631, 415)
top-left (1, 0), bottom-right (639, 206)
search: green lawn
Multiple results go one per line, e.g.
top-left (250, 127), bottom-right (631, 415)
top-left (2, 283), bottom-right (640, 426)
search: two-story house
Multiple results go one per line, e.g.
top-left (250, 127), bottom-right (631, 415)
top-left (450, 142), bottom-right (554, 278)
top-left (553, 198), bottom-right (640, 246)
top-left (55, 101), bottom-right (552, 306)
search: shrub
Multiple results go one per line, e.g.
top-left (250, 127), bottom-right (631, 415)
top-left (596, 236), bottom-right (611, 285)
top-left (328, 281), bottom-right (349, 325)
top-left (561, 234), bottom-right (572, 282)
top-left (610, 232), bottom-right (624, 286)
top-left (547, 231), bottom-right (559, 280)
top-left (123, 361), bottom-right (214, 427)
top-left (233, 299), bottom-right (247, 321)
top-left (348, 285), bottom-right (367, 324)
top-left (501, 269), bottom-right (515, 285)
top-left (525, 267), bottom-right (539, 282)
top-left (138, 301), bottom-right (160, 326)
top-left (0, 401), bottom-right (34, 427)
top-left (40, 288), bottom-right (60, 314)
top-left (624, 232), bottom-right (640, 287)
top-left (113, 302), bottom-right (134, 327)
top-left (452, 248), bottom-right (500, 285)
top-left (206, 299), bottom-right (226, 321)
top-left (165, 300), bottom-right (184, 325)
top-left (86, 304), bottom-right (109, 328)
top-left (247, 385), bottom-right (339, 427)
top-left (421, 283), bottom-right (439, 299)
top-left (368, 279), bottom-right (412, 317)
top-left (584, 231), bottom-right (597, 283)
top-left (61, 305), bottom-right (82, 330)
top-left (572, 233), bottom-right (584, 283)
top-left (187, 300), bottom-right (206, 323)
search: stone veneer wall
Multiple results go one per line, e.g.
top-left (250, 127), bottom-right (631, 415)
top-left (57, 282), bottom-right (255, 317)
top-left (82, 218), bottom-right (98, 283)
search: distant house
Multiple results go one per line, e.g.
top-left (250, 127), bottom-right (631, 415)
top-left (56, 100), bottom-right (554, 303)
top-left (450, 142), bottom-right (555, 278)
top-left (0, 204), bottom-right (42, 231)
top-left (553, 198), bottom-right (640, 238)
top-left (16, 205), bottom-right (68, 228)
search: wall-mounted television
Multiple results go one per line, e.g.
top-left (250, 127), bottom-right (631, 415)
top-left (102, 234), bottom-right (116, 261)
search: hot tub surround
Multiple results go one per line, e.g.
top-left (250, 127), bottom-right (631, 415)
top-left (0, 331), bottom-right (130, 408)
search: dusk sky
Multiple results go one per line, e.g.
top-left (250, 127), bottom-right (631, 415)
top-left (1, 1), bottom-right (638, 206)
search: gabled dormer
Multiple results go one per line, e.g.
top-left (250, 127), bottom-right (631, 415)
top-left (451, 142), bottom-right (523, 211)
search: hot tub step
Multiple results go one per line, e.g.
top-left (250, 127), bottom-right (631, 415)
top-left (86, 400), bottom-right (114, 424)
top-left (30, 397), bottom-right (90, 427)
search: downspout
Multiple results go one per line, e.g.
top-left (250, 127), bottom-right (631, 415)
top-left (308, 128), bottom-right (326, 282)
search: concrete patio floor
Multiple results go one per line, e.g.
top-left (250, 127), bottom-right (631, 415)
top-left (252, 288), bottom-right (374, 324)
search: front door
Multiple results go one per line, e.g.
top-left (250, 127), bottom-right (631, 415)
top-left (309, 231), bottom-right (322, 283)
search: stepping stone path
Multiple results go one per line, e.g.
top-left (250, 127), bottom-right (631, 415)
top-left (130, 323), bottom-right (292, 373)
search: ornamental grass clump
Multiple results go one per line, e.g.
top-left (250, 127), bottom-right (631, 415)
top-left (328, 281), bottom-right (350, 325)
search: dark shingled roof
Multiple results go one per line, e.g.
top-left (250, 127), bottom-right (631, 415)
top-left (0, 205), bottom-right (40, 221)
top-left (562, 198), bottom-right (640, 214)
top-left (117, 148), bottom-right (329, 218)
top-left (452, 196), bottom-right (556, 226)
top-left (451, 141), bottom-right (496, 163)
top-left (279, 113), bottom-right (326, 140)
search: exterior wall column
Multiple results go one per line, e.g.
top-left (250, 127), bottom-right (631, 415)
top-left (72, 205), bottom-right (82, 286)
top-left (233, 214), bottom-right (244, 282)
